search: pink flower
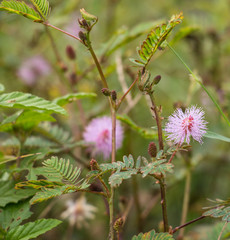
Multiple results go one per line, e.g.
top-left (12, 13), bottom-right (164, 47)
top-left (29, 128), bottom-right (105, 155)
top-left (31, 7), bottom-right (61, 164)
top-left (17, 55), bottom-right (51, 86)
top-left (83, 116), bottom-right (123, 159)
top-left (165, 106), bottom-right (207, 145)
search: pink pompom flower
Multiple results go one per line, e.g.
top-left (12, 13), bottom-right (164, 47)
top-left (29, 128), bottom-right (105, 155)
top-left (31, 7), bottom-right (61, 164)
top-left (83, 116), bottom-right (124, 160)
top-left (165, 106), bottom-right (207, 145)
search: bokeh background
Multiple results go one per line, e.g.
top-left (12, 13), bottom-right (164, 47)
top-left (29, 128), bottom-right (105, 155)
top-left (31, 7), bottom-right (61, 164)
top-left (0, 0), bottom-right (230, 239)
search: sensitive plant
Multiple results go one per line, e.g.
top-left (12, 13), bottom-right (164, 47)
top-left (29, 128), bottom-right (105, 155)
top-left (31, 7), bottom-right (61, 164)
top-left (0, 1), bottom-right (230, 240)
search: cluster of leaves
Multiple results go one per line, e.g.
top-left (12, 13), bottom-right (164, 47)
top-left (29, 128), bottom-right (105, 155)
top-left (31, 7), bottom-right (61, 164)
top-left (203, 198), bottom-right (230, 222)
top-left (0, 200), bottom-right (61, 240)
top-left (130, 13), bottom-right (183, 67)
top-left (89, 154), bottom-right (174, 188)
top-left (0, 88), bottom-right (95, 237)
top-left (16, 156), bottom-right (90, 204)
top-left (0, 0), bottom-right (50, 22)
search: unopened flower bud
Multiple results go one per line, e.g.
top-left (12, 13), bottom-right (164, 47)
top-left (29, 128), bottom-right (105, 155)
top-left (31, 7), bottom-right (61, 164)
top-left (101, 88), bottom-right (111, 96)
top-left (111, 90), bottom-right (117, 101)
top-left (78, 31), bottom-right (87, 42)
top-left (90, 158), bottom-right (99, 170)
top-left (113, 218), bottom-right (124, 232)
top-left (66, 45), bottom-right (76, 60)
top-left (153, 75), bottom-right (161, 85)
top-left (148, 142), bottom-right (157, 158)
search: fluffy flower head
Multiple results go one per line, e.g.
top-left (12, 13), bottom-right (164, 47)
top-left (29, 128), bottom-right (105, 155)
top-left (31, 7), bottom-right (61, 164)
top-left (61, 196), bottom-right (97, 228)
top-left (83, 116), bottom-right (123, 159)
top-left (165, 106), bottom-right (207, 145)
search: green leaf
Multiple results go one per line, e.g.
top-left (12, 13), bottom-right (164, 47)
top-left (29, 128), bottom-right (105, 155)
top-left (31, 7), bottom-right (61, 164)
top-left (0, 92), bottom-right (66, 115)
top-left (43, 156), bottom-right (86, 185)
top-left (5, 218), bottom-right (61, 240)
top-left (133, 13), bottom-right (183, 67)
top-left (204, 131), bottom-right (230, 143)
top-left (0, 110), bottom-right (56, 132)
top-left (29, 0), bottom-right (50, 20)
top-left (0, 181), bottom-right (37, 207)
top-left (203, 198), bottom-right (230, 222)
top-left (117, 115), bottom-right (158, 139)
top-left (53, 92), bottom-right (97, 106)
top-left (0, 84), bottom-right (5, 93)
top-left (0, 200), bottom-right (32, 231)
top-left (132, 229), bottom-right (175, 240)
top-left (30, 185), bottom-right (74, 204)
top-left (36, 122), bottom-right (74, 146)
top-left (109, 169), bottom-right (138, 187)
top-left (141, 159), bottom-right (174, 178)
top-left (0, 0), bottom-right (42, 22)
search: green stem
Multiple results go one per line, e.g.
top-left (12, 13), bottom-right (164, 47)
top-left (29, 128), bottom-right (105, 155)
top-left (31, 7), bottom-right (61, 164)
top-left (88, 45), bottom-right (109, 89)
top-left (167, 43), bottom-right (230, 127)
top-left (159, 178), bottom-right (169, 232)
top-left (108, 188), bottom-right (115, 240)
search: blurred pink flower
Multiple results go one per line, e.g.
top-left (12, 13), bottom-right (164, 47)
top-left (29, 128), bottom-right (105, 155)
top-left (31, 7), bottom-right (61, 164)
top-left (83, 116), bottom-right (124, 159)
top-left (17, 55), bottom-right (51, 86)
top-left (165, 106), bottom-right (207, 145)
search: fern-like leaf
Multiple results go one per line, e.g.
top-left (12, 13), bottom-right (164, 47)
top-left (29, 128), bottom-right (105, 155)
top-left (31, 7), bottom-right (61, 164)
top-left (29, 0), bottom-right (50, 20)
top-left (0, 0), bottom-right (42, 22)
top-left (132, 13), bottom-right (183, 67)
top-left (132, 229), bottom-right (175, 240)
top-left (109, 169), bottom-right (138, 187)
top-left (141, 159), bottom-right (174, 178)
top-left (203, 198), bottom-right (230, 222)
top-left (43, 156), bottom-right (87, 186)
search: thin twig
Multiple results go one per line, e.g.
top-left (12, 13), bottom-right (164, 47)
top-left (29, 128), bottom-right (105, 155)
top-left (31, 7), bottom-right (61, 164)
top-left (43, 22), bottom-right (83, 43)
top-left (217, 222), bottom-right (228, 240)
top-left (171, 216), bottom-right (206, 234)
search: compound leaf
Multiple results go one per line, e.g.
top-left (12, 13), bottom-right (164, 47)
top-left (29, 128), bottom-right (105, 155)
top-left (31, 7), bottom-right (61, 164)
top-left (0, 0), bottom-right (42, 22)
top-left (0, 92), bottom-right (66, 115)
top-left (5, 218), bottom-right (61, 240)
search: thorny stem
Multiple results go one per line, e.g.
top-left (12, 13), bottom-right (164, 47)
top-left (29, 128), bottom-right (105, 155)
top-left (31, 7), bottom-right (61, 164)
top-left (178, 167), bottom-right (191, 239)
top-left (159, 178), bottom-right (169, 232)
top-left (148, 93), bottom-right (164, 151)
top-left (148, 91), bottom-right (168, 232)
top-left (171, 216), bottom-right (205, 234)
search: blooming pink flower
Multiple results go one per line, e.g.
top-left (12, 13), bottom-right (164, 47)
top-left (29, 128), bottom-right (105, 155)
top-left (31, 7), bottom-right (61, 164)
top-left (165, 106), bottom-right (207, 145)
top-left (17, 55), bottom-right (51, 86)
top-left (83, 116), bottom-right (123, 159)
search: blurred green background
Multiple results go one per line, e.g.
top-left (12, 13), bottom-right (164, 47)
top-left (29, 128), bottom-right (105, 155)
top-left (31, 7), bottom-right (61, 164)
top-left (0, 0), bottom-right (230, 239)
